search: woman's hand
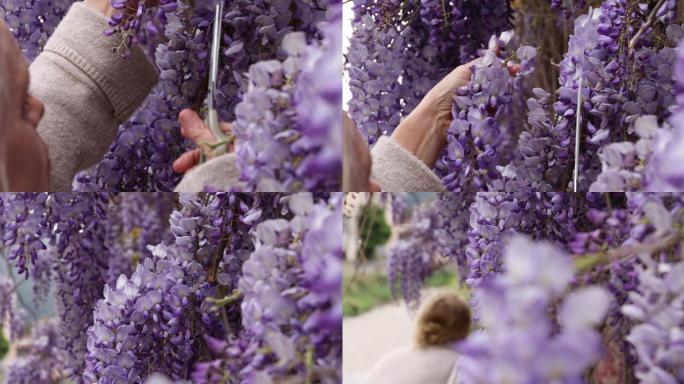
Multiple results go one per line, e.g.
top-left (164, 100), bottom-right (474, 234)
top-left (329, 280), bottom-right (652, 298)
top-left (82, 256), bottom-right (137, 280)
top-left (416, 59), bottom-right (481, 139)
top-left (83, 0), bottom-right (159, 19)
top-left (83, 0), bottom-right (118, 18)
top-left (173, 109), bottom-right (235, 174)
top-left (390, 59), bottom-right (479, 169)
top-left (391, 58), bottom-right (521, 169)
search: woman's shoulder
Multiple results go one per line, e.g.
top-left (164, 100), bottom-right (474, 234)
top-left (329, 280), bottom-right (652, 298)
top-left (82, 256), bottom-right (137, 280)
top-left (360, 346), bottom-right (459, 384)
top-left (378, 345), bottom-right (459, 365)
top-left (415, 345), bottom-right (460, 357)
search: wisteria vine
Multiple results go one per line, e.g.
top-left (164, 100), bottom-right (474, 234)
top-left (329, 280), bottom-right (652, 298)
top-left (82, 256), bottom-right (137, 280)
top-left (347, 0), bottom-right (684, 193)
top-left (2, 0), bottom-right (340, 192)
top-left (0, 192), bottom-right (342, 383)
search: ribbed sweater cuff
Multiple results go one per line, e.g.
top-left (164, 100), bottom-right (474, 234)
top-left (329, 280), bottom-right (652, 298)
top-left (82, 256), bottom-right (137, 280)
top-left (43, 2), bottom-right (158, 121)
top-left (175, 153), bottom-right (242, 192)
top-left (370, 136), bottom-right (445, 192)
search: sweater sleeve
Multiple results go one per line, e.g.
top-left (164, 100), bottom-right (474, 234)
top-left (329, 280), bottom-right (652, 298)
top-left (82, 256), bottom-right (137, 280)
top-left (174, 153), bottom-right (243, 192)
top-left (29, 2), bottom-right (158, 191)
top-left (370, 136), bottom-right (446, 192)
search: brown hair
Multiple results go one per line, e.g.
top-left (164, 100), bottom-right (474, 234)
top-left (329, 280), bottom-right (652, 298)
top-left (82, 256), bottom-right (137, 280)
top-left (415, 291), bottom-right (471, 348)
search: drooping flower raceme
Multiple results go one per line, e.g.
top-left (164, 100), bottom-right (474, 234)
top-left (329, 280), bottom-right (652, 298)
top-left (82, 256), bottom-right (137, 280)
top-left (0, 0), bottom-right (75, 61)
top-left (233, 6), bottom-right (342, 192)
top-left (47, 193), bottom-right (114, 377)
top-left (437, 33), bottom-right (537, 193)
top-left (457, 236), bottom-right (612, 383)
top-left (387, 201), bottom-right (447, 308)
top-left (191, 193), bottom-right (342, 384)
top-left (84, 250), bottom-right (197, 382)
top-left (622, 253), bottom-right (684, 383)
top-left (0, 193), bottom-right (50, 278)
top-left (346, 0), bottom-right (512, 144)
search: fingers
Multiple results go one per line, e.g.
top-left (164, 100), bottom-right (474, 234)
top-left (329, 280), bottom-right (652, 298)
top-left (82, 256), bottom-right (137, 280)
top-left (173, 148), bottom-right (201, 174)
top-left (453, 57), bottom-right (520, 81)
top-left (179, 108), bottom-right (216, 145)
top-left (219, 121), bottom-right (233, 134)
top-left (444, 58), bottom-right (481, 89)
top-left (178, 109), bottom-right (237, 165)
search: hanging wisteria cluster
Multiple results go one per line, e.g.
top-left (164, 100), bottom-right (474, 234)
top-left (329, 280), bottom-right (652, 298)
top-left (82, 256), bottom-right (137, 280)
top-left (2, 0), bottom-right (340, 191)
top-left (383, 191), bottom-right (684, 383)
top-left (347, 0), bottom-right (684, 192)
top-left (457, 236), bottom-right (612, 383)
top-left (386, 200), bottom-right (446, 309)
top-left (347, 0), bottom-right (513, 144)
top-left (0, 0), bottom-right (74, 61)
top-left (0, 192), bottom-right (342, 383)
top-left (4, 320), bottom-right (66, 383)
top-left (233, 5), bottom-right (342, 192)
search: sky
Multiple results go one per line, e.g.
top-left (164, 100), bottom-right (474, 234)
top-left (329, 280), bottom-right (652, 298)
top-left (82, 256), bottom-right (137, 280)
top-left (342, 1), bottom-right (353, 111)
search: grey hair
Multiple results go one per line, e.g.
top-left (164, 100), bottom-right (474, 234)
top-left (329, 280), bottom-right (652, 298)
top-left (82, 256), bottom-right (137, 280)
top-left (0, 21), bottom-right (11, 190)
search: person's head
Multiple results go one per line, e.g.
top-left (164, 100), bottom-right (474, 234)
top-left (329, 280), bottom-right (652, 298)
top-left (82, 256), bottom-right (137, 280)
top-left (343, 112), bottom-right (380, 192)
top-left (415, 291), bottom-right (471, 348)
top-left (0, 20), bottom-right (50, 191)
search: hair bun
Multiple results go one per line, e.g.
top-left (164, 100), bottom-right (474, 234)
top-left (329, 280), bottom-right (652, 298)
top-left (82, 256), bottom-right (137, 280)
top-left (415, 292), bottom-right (471, 348)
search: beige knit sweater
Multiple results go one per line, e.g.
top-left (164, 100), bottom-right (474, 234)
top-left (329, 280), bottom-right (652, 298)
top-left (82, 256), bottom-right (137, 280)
top-left (359, 346), bottom-right (459, 384)
top-left (370, 136), bottom-right (445, 192)
top-left (174, 153), bottom-right (242, 192)
top-left (30, 2), bottom-right (241, 192)
top-left (30, 3), bottom-right (157, 191)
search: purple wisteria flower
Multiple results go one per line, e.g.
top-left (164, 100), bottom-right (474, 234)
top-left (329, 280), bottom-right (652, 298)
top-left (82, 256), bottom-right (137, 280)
top-left (387, 200), bottom-right (446, 308)
top-left (232, 4), bottom-right (342, 192)
top-left (622, 254), bottom-right (684, 383)
top-left (0, 193), bottom-right (343, 384)
top-left (192, 193), bottom-right (342, 384)
top-left (437, 33), bottom-right (537, 193)
top-left (0, 0), bottom-right (74, 60)
top-left (553, 1), bottom-right (679, 191)
top-left (83, 254), bottom-right (196, 382)
top-left (347, 0), bottom-right (512, 144)
top-left (4, 320), bottom-right (68, 384)
top-left (457, 236), bottom-right (611, 383)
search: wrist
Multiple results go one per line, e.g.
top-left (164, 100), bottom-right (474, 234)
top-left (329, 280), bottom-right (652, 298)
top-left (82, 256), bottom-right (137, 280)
top-left (83, 0), bottom-right (116, 18)
top-left (391, 104), bottom-right (448, 169)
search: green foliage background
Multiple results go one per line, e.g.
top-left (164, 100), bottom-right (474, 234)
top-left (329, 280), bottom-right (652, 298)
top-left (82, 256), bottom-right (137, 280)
top-left (357, 204), bottom-right (391, 260)
top-left (0, 329), bottom-right (9, 361)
